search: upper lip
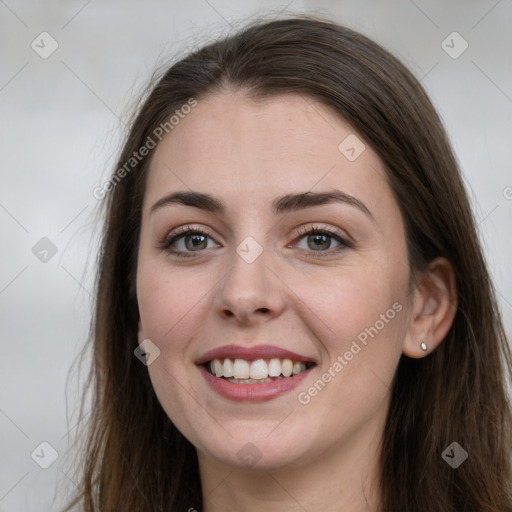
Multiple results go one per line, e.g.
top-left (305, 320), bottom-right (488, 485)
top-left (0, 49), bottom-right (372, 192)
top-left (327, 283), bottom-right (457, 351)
top-left (195, 344), bottom-right (317, 365)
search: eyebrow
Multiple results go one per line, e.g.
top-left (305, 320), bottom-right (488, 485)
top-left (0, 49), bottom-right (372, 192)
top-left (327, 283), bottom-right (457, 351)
top-left (150, 190), bottom-right (374, 221)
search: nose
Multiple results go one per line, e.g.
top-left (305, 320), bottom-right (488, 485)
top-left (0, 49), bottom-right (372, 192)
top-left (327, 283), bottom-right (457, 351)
top-left (214, 242), bottom-right (286, 325)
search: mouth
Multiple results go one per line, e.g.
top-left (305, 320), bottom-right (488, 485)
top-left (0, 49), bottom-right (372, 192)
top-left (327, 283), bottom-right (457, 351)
top-left (204, 358), bottom-right (316, 384)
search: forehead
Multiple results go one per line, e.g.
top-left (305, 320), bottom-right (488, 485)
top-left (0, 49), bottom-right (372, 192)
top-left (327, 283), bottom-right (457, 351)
top-left (144, 91), bottom-right (390, 215)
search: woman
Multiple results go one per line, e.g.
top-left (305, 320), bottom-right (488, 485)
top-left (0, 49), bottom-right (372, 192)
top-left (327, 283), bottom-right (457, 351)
top-left (63, 15), bottom-right (512, 512)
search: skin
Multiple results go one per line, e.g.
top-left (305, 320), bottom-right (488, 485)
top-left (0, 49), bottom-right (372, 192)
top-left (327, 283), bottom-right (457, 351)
top-left (136, 89), bottom-right (457, 512)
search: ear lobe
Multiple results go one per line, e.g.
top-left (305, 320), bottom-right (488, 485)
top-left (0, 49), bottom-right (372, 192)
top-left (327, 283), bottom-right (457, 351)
top-left (402, 257), bottom-right (457, 358)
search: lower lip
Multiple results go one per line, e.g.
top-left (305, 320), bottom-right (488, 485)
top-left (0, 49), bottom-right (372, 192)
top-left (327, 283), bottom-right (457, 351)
top-left (197, 364), bottom-right (315, 402)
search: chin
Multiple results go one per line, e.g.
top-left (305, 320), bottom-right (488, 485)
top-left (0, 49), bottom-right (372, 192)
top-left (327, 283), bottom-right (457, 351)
top-left (195, 428), bottom-right (315, 472)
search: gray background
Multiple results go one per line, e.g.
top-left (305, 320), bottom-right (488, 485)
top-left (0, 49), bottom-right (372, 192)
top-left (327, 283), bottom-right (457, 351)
top-left (1, 0), bottom-right (511, 510)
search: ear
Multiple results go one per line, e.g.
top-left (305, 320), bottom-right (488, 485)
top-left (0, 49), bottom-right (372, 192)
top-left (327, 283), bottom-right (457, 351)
top-left (137, 320), bottom-right (145, 344)
top-left (402, 257), bottom-right (457, 358)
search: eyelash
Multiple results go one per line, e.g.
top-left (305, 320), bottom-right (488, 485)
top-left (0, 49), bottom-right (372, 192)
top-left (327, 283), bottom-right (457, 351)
top-left (157, 226), bottom-right (214, 259)
top-left (158, 225), bottom-right (352, 259)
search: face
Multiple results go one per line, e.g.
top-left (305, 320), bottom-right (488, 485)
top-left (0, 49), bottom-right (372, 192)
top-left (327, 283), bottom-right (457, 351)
top-left (136, 90), bottom-right (413, 472)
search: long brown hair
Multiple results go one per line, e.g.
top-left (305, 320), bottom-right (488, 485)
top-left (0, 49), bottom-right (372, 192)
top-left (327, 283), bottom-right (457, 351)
top-left (62, 15), bottom-right (512, 511)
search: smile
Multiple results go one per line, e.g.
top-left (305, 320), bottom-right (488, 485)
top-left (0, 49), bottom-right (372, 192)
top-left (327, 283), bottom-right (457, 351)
top-left (206, 357), bottom-right (315, 383)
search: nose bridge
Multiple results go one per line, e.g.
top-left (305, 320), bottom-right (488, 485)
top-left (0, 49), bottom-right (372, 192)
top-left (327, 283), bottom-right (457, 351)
top-left (215, 233), bottom-right (283, 320)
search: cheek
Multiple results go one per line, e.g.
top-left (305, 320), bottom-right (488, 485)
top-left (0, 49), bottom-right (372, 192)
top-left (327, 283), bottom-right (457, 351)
top-left (289, 264), bottom-right (410, 417)
top-left (292, 266), bottom-right (407, 418)
top-left (136, 260), bottom-right (213, 349)
top-left (295, 262), bottom-right (407, 348)
top-left (136, 262), bottom-right (212, 437)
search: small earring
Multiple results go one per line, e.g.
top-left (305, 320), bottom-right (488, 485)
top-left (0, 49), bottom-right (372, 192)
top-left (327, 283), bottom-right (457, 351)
top-left (420, 342), bottom-right (427, 351)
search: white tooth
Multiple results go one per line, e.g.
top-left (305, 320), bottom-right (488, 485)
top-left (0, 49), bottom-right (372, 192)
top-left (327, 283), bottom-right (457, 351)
top-left (250, 359), bottom-right (268, 379)
top-left (223, 358), bottom-right (234, 378)
top-left (213, 359), bottom-right (223, 377)
top-left (268, 358), bottom-right (282, 377)
top-left (233, 359), bottom-right (250, 379)
top-left (282, 359), bottom-right (293, 377)
top-left (293, 362), bottom-right (306, 375)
